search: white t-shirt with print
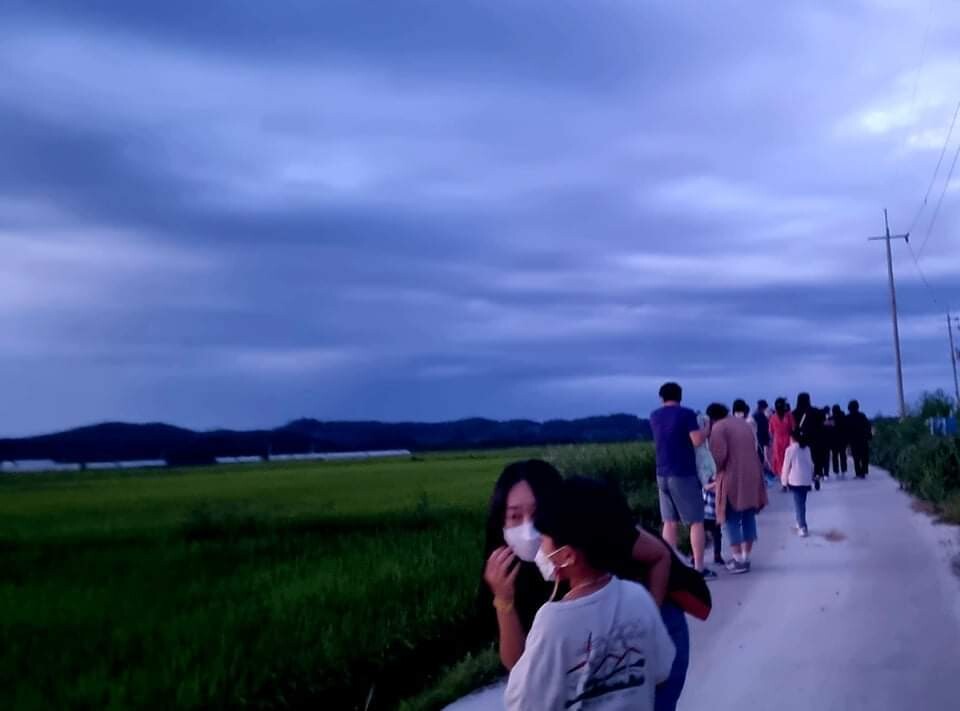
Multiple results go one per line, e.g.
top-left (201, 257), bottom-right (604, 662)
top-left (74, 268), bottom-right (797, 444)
top-left (505, 577), bottom-right (676, 711)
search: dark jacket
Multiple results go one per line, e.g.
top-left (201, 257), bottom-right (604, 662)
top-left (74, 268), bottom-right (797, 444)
top-left (827, 413), bottom-right (847, 449)
top-left (794, 406), bottom-right (824, 444)
top-left (754, 410), bottom-right (770, 447)
top-left (847, 412), bottom-right (872, 445)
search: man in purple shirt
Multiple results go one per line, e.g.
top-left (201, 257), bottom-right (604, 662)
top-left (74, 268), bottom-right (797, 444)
top-left (650, 382), bottom-right (714, 579)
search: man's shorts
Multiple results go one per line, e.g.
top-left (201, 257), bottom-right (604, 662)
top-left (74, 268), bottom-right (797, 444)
top-left (657, 475), bottom-right (705, 524)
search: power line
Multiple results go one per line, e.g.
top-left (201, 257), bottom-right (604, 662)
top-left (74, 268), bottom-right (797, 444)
top-left (908, 98), bottom-right (960, 236)
top-left (906, 239), bottom-right (941, 307)
top-left (903, 235), bottom-right (959, 406)
top-left (881, 2), bottom-right (960, 404)
top-left (916, 132), bottom-right (960, 258)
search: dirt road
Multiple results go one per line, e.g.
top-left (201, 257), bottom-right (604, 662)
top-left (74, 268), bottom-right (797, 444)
top-left (446, 467), bottom-right (960, 711)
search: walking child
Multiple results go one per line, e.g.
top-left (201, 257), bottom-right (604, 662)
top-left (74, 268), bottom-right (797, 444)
top-left (781, 429), bottom-right (815, 537)
top-left (703, 477), bottom-right (724, 565)
top-left (695, 412), bottom-right (722, 566)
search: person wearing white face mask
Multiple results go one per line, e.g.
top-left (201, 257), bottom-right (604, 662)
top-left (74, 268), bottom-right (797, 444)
top-left (480, 460), bottom-right (710, 711)
top-left (504, 477), bottom-right (675, 711)
top-left (481, 460), bottom-right (567, 672)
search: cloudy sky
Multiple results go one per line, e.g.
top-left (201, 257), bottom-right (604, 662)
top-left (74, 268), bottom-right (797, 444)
top-left (2, 1), bottom-right (960, 436)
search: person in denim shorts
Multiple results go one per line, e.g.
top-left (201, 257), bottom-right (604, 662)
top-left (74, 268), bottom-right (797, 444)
top-left (650, 382), bottom-right (715, 579)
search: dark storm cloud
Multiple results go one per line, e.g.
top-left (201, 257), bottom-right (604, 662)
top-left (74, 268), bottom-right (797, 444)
top-left (5, 0), bottom-right (709, 90)
top-left (2, 1), bottom-right (960, 435)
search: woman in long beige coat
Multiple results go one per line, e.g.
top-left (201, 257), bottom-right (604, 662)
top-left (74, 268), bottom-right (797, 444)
top-left (706, 403), bottom-right (768, 574)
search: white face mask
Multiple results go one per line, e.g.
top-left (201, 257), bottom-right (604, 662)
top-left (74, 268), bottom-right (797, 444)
top-left (534, 545), bottom-right (568, 582)
top-left (534, 546), bottom-right (556, 581)
top-left (503, 521), bottom-right (542, 562)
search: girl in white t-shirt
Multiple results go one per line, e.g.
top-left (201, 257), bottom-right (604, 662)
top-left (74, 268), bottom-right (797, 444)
top-left (504, 477), bottom-right (675, 711)
top-left (781, 429), bottom-right (815, 537)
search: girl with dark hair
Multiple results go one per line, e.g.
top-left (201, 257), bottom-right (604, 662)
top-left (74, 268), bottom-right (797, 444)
top-left (504, 477), bottom-right (676, 711)
top-left (793, 392), bottom-right (813, 424)
top-left (769, 398), bottom-right (795, 489)
top-left (781, 429), bottom-right (815, 537)
top-left (480, 459), bottom-right (565, 652)
top-left (481, 460), bottom-right (707, 711)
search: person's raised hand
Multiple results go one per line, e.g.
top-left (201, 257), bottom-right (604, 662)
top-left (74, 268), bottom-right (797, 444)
top-left (484, 546), bottom-right (519, 601)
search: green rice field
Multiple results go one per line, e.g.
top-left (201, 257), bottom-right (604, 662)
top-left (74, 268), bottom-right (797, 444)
top-left (0, 444), bottom-right (655, 710)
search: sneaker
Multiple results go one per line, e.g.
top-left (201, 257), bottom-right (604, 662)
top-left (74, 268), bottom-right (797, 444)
top-left (799, 528), bottom-right (809, 538)
top-left (814, 478), bottom-right (821, 491)
top-left (700, 568), bottom-right (718, 580)
top-left (714, 555), bottom-right (726, 566)
top-left (781, 485), bottom-right (788, 493)
top-left (730, 560), bottom-right (750, 575)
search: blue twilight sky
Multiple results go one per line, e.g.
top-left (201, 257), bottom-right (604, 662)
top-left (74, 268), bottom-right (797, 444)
top-left (2, 1), bottom-right (960, 436)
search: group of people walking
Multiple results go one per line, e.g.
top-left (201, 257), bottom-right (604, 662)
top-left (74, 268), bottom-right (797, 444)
top-left (768, 395), bottom-right (874, 482)
top-left (479, 381), bottom-right (874, 710)
top-left (654, 385), bottom-right (875, 578)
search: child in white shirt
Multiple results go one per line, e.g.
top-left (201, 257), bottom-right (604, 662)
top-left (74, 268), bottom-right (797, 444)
top-left (505, 477), bottom-right (676, 711)
top-left (781, 429), bottom-right (815, 537)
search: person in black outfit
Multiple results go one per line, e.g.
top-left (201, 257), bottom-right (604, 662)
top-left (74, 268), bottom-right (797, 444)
top-left (754, 399), bottom-right (771, 473)
top-left (847, 400), bottom-right (873, 477)
top-left (829, 404), bottom-right (848, 476)
top-left (794, 393), bottom-right (827, 487)
top-left (793, 393), bottom-right (812, 437)
top-left (815, 406), bottom-right (832, 479)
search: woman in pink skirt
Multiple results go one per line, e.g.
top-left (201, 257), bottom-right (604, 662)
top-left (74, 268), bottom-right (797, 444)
top-left (769, 398), bottom-right (795, 489)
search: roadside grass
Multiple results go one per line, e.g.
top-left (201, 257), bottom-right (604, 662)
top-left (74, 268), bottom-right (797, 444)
top-left (940, 492), bottom-right (960, 525)
top-left (394, 647), bottom-right (502, 711)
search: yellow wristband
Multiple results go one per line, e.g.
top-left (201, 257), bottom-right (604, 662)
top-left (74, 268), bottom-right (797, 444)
top-left (493, 597), bottom-right (514, 614)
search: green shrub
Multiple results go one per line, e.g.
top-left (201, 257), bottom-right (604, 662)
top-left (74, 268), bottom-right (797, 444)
top-left (874, 413), bottom-right (960, 521)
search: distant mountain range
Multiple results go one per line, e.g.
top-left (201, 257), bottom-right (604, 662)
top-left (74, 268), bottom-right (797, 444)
top-left (0, 415), bottom-right (652, 466)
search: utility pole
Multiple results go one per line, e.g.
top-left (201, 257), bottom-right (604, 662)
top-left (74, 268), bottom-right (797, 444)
top-left (952, 315), bottom-right (960, 410)
top-left (868, 209), bottom-right (909, 419)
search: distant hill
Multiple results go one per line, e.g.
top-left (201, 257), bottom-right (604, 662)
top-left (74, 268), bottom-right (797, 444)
top-left (0, 415), bottom-right (652, 466)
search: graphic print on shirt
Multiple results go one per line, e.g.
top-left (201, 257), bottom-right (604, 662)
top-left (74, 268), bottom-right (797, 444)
top-left (563, 621), bottom-right (650, 708)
